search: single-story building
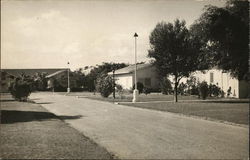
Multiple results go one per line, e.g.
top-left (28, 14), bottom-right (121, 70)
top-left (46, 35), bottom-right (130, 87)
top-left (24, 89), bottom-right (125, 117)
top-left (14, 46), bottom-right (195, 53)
top-left (108, 63), bottom-right (160, 90)
top-left (0, 68), bottom-right (68, 92)
top-left (110, 64), bottom-right (249, 98)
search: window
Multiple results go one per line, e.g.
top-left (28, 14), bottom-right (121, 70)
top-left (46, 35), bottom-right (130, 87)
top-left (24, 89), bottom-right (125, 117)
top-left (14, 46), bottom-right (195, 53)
top-left (210, 72), bottom-right (214, 83)
top-left (145, 78), bottom-right (151, 87)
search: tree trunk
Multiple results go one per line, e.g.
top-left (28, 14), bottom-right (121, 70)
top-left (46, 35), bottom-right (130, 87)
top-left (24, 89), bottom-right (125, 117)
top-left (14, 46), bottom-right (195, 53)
top-left (174, 82), bottom-right (178, 102)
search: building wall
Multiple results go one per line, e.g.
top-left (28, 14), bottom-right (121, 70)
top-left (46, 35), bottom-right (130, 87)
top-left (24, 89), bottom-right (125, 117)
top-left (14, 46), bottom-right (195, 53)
top-left (115, 74), bottom-right (133, 90)
top-left (114, 66), bottom-right (160, 90)
top-left (135, 66), bottom-right (160, 89)
top-left (192, 69), bottom-right (240, 98)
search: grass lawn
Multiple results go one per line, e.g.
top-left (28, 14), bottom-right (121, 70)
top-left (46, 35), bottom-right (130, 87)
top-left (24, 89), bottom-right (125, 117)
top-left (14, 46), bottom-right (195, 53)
top-left (62, 91), bottom-right (249, 125)
top-left (121, 101), bottom-right (249, 125)
top-left (63, 91), bottom-right (200, 102)
top-left (0, 94), bottom-right (115, 159)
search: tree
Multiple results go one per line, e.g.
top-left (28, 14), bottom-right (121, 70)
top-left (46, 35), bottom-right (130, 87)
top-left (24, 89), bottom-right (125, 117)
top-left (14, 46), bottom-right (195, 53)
top-left (33, 72), bottom-right (48, 91)
top-left (9, 75), bottom-right (33, 101)
top-left (96, 74), bottom-right (113, 97)
top-left (191, 0), bottom-right (249, 80)
top-left (148, 19), bottom-right (207, 102)
top-left (84, 62), bottom-right (128, 91)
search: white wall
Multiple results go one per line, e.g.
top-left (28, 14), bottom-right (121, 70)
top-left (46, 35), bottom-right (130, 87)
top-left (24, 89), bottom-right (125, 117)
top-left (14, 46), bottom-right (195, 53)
top-left (192, 69), bottom-right (239, 98)
top-left (114, 66), bottom-right (160, 90)
top-left (115, 74), bottom-right (133, 90)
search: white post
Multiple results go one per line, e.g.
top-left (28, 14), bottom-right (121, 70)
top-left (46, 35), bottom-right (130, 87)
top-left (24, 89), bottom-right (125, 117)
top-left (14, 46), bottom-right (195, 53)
top-left (67, 62), bottom-right (70, 93)
top-left (132, 33), bottom-right (139, 103)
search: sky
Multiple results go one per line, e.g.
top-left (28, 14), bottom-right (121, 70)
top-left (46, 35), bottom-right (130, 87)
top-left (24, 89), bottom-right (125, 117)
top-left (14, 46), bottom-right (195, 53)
top-left (1, 0), bottom-right (226, 70)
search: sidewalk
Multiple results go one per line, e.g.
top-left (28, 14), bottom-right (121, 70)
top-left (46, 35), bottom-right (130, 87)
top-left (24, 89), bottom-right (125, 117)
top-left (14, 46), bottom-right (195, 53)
top-left (0, 94), bottom-right (115, 159)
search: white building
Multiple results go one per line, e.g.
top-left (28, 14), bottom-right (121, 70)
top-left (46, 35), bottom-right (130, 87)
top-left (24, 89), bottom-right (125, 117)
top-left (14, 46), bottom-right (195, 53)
top-left (110, 63), bottom-right (249, 98)
top-left (191, 69), bottom-right (249, 98)
top-left (108, 63), bottom-right (160, 90)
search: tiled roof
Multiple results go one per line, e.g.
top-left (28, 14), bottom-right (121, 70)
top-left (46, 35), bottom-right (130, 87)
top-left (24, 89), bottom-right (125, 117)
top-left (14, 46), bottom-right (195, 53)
top-left (1, 68), bottom-right (68, 77)
top-left (108, 63), bottom-right (152, 75)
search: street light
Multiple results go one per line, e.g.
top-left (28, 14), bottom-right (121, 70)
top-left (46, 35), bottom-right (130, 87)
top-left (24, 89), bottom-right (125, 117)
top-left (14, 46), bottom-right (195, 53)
top-left (67, 62), bottom-right (70, 93)
top-left (132, 32), bottom-right (138, 103)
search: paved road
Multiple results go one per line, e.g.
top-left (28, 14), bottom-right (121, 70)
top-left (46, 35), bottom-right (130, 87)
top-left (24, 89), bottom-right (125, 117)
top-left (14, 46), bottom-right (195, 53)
top-left (30, 92), bottom-right (249, 159)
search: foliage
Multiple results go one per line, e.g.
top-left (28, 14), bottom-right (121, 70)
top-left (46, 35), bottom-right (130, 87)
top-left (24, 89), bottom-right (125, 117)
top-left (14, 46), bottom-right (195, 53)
top-left (191, 0), bottom-right (249, 80)
top-left (160, 77), bottom-right (173, 95)
top-left (148, 19), bottom-right (208, 102)
top-left (46, 69), bottom-right (87, 92)
top-left (208, 84), bottom-right (222, 97)
top-left (133, 82), bottom-right (144, 94)
top-left (84, 62), bottom-right (128, 91)
top-left (96, 74), bottom-right (113, 98)
top-left (115, 84), bottom-right (124, 99)
top-left (177, 82), bottom-right (187, 95)
top-left (199, 81), bottom-right (209, 100)
top-left (186, 76), bottom-right (199, 95)
top-left (33, 72), bottom-right (48, 91)
top-left (143, 87), bottom-right (151, 95)
top-left (9, 75), bottom-right (33, 101)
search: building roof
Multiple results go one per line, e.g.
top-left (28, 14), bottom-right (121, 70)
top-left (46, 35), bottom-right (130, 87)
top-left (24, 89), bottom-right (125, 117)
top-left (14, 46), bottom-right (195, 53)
top-left (46, 70), bottom-right (67, 78)
top-left (108, 63), bottom-right (152, 75)
top-left (1, 68), bottom-right (68, 77)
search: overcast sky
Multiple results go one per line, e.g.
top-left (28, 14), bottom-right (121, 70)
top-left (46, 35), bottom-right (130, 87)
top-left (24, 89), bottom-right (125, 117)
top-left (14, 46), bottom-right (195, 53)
top-left (1, 0), bottom-right (226, 70)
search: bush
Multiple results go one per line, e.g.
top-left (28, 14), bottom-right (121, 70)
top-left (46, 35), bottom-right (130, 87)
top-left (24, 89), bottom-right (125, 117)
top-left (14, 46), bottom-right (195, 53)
top-left (178, 82), bottom-right (187, 95)
top-left (208, 84), bottom-right (222, 97)
top-left (199, 81), bottom-right (209, 100)
top-left (115, 84), bottom-right (124, 99)
top-left (9, 77), bottom-right (32, 101)
top-left (96, 74), bottom-right (113, 97)
top-left (143, 87), bottom-right (151, 95)
top-left (186, 76), bottom-right (199, 95)
top-left (133, 82), bottom-right (144, 94)
top-left (161, 77), bottom-right (172, 95)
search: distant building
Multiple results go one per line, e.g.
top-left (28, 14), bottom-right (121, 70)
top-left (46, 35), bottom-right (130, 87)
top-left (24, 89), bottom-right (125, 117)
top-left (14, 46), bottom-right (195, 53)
top-left (0, 68), bottom-right (68, 92)
top-left (108, 63), bottom-right (160, 90)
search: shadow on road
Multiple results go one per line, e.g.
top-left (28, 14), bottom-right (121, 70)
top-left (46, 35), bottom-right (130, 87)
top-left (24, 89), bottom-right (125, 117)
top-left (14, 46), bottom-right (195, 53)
top-left (36, 102), bottom-right (54, 104)
top-left (0, 99), bottom-right (16, 102)
top-left (1, 110), bottom-right (83, 124)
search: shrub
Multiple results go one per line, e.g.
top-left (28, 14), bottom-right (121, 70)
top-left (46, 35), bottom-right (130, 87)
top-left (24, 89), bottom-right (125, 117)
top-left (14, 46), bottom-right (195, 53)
top-left (199, 81), bottom-right (209, 100)
top-left (115, 84), bottom-right (124, 99)
top-left (133, 82), bottom-right (144, 94)
top-left (9, 77), bottom-right (32, 101)
top-left (143, 87), bottom-right (151, 95)
top-left (186, 76), bottom-right (199, 95)
top-left (161, 77), bottom-right (172, 95)
top-left (208, 84), bottom-right (222, 97)
top-left (178, 82), bottom-right (187, 95)
top-left (96, 74), bottom-right (113, 97)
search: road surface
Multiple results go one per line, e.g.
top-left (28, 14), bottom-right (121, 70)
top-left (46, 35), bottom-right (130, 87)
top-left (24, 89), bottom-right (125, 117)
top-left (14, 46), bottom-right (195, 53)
top-left (30, 92), bottom-right (249, 159)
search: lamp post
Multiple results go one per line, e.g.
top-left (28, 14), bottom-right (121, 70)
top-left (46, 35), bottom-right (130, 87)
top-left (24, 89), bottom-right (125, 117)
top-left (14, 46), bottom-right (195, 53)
top-left (67, 62), bottom-right (70, 93)
top-left (113, 69), bottom-right (115, 99)
top-left (132, 32), bottom-right (138, 103)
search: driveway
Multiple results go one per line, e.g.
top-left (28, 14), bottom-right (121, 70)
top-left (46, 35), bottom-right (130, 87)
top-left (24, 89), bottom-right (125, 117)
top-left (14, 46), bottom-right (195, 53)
top-left (30, 92), bottom-right (249, 159)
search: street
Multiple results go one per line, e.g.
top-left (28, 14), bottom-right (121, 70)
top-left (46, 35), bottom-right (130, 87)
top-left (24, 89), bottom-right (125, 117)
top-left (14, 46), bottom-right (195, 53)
top-left (30, 92), bottom-right (249, 159)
